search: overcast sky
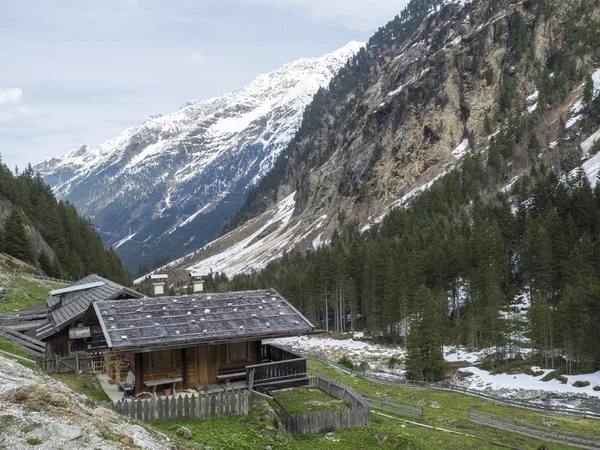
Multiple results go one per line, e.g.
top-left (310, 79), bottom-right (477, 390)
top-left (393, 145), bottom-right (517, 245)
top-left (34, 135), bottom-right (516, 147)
top-left (0, 0), bottom-right (409, 170)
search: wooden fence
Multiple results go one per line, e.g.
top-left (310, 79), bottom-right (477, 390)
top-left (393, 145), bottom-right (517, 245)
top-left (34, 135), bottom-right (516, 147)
top-left (361, 393), bottom-right (423, 419)
top-left (104, 389), bottom-right (249, 423)
top-left (270, 375), bottom-right (371, 435)
top-left (39, 354), bottom-right (96, 373)
top-left (468, 409), bottom-right (600, 449)
top-left (0, 269), bottom-right (70, 284)
top-left (0, 270), bottom-right (72, 284)
top-left (285, 346), bottom-right (600, 420)
top-left (0, 324), bottom-right (45, 357)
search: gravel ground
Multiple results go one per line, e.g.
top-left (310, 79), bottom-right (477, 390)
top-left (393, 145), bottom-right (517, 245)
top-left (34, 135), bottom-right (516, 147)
top-left (0, 355), bottom-right (179, 450)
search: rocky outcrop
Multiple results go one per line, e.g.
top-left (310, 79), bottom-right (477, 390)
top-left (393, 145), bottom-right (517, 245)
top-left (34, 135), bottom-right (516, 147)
top-left (0, 356), bottom-right (176, 449)
top-left (159, 0), bottom-right (600, 277)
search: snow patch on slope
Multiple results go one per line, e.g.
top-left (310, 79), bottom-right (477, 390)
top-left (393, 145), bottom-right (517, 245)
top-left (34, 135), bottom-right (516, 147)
top-left (566, 68), bottom-right (600, 129)
top-left (457, 366), bottom-right (600, 399)
top-left (184, 192), bottom-right (298, 276)
top-left (36, 42), bottom-right (364, 256)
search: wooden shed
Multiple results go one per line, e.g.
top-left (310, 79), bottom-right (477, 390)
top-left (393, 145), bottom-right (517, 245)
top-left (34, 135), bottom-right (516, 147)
top-left (85, 289), bottom-right (315, 395)
top-left (34, 274), bottom-right (144, 357)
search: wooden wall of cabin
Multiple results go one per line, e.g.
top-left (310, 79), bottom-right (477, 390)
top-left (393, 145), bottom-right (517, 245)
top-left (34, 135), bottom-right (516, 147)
top-left (45, 330), bottom-right (69, 357)
top-left (217, 340), bottom-right (262, 372)
top-left (138, 349), bottom-right (185, 394)
top-left (133, 340), bottom-right (263, 393)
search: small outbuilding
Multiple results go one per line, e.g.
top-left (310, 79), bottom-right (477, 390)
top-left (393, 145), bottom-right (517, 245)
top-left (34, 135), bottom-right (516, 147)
top-left (34, 274), bottom-right (144, 357)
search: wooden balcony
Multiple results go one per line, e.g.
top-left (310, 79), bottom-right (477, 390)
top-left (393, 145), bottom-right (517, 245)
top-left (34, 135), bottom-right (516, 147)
top-left (246, 344), bottom-right (308, 389)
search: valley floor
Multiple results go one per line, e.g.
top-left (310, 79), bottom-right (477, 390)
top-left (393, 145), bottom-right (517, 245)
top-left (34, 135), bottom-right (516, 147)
top-left (270, 333), bottom-right (600, 410)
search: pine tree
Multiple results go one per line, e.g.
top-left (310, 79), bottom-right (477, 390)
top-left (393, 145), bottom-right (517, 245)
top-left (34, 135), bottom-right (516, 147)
top-left (3, 207), bottom-right (34, 263)
top-left (405, 286), bottom-right (445, 381)
top-left (38, 251), bottom-right (53, 275)
top-left (583, 74), bottom-right (594, 107)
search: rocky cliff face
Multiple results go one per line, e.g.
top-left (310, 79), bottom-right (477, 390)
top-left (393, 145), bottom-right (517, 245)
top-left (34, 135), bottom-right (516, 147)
top-left (35, 42), bottom-right (363, 272)
top-left (156, 0), bottom-right (600, 278)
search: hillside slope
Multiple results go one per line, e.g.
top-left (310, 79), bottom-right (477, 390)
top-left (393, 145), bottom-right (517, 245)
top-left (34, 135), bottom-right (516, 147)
top-left (35, 43), bottom-right (363, 273)
top-left (157, 0), bottom-right (600, 277)
top-left (0, 356), bottom-right (175, 449)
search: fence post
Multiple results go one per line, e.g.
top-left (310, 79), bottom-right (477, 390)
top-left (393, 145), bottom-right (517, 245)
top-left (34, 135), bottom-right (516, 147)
top-left (158, 397), bottom-right (163, 421)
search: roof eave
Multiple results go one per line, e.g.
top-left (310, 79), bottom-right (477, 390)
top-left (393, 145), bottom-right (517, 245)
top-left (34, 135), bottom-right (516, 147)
top-left (93, 302), bottom-right (113, 348)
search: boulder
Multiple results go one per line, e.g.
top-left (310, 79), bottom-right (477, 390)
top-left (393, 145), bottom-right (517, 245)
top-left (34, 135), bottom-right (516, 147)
top-left (324, 432), bottom-right (336, 440)
top-left (52, 424), bottom-right (82, 440)
top-left (176, 426), bottom-right (192, 439)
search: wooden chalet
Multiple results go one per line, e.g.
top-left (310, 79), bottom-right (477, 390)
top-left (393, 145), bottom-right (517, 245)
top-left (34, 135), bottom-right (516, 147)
top-left (34, 274), bottom-right (144, 357)
top-left (84, 289), bottom-right (315, 395)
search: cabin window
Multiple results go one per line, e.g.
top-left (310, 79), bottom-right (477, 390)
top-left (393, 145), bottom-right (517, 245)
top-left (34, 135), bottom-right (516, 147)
top-left (227, 342), bottom-right (248, 363)
top-left (150, 350), bottom-right (173, 370)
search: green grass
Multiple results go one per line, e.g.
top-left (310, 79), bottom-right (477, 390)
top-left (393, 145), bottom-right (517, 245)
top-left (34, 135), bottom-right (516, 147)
top-left (272, 387), bottom-right (347, 414)
top-left (54, 373), bottom-right (111, 403)
top-left (25, 437), bottom-right (43, 446)
top-left (154, 360), bottom-right (600, 449)
top-left (0, 337), bottom-right (34, 359)
top-left (0, 337), bottom-right (37, 368)
top-left (46, 354), bottom-right (600, 449)
top-left (0, 273), bottom-right (67, 313)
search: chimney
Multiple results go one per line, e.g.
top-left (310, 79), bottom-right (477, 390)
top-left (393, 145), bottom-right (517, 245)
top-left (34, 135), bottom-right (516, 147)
top-left (189, 271), bottom-right (204, 293)
top-left (150, 274), bottom-right (168, 296)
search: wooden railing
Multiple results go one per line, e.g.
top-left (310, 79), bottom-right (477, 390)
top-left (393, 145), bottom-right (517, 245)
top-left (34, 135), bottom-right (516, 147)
top-left (87, 335), bottom-right (107, 349)
top-left (261, 344), bottom-right (301, 362)
top-left (0, 324), bottom-right (46, 357)
top-left (246, 357), bottom-right (307, 387)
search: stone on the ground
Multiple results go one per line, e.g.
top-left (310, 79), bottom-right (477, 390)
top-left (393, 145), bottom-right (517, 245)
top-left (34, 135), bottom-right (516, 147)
top-left (428, 401), bottom-right (442, 409)
top-left (176, 426), bottom-right (192, 439)
top-left (375, 433), bottom-right (387, 442)
top-left (541, 418), bottom-right (557, 427)
top-left (53, 423), bottom-right (82, 440)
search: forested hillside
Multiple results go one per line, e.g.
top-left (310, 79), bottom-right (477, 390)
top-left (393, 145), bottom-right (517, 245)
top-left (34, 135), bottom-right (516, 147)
top-left (198, 0), bottom-right (600, 382)
top-left (0, 161), bottom-right (131, 285)
top-left (223, 156), bottom-right (600, 381)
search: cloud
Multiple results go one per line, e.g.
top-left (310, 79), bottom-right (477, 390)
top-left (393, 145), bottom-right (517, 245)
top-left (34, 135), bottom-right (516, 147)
top-left (0, 112), bottom-right (14, 123)
top-left (246, 0), bottom-right (410, 32)
top-left (188, 53), bottom-right (205, 65)
top-left (0, 87), bottom-right (23, 105)
top-left (14, 106), bottom-right (42, 117)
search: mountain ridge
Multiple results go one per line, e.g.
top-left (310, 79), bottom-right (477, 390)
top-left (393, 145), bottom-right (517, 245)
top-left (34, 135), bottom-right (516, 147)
top-left (152, 0), bottom-right (600, 281)
top-left (35, 41), bottom-right (364, 273)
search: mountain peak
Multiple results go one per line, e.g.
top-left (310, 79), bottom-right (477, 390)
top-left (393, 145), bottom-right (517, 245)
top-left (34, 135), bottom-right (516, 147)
top-left (34, 43), bottom-right (362, 271)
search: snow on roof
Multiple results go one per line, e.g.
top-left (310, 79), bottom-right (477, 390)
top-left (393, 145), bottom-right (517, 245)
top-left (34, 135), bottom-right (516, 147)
top-left (93, 289), bottom-right (315, 352)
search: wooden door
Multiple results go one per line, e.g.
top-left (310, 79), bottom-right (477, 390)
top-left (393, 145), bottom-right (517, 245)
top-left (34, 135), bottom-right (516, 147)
top-left (197, 345), bottom-right (217, 384)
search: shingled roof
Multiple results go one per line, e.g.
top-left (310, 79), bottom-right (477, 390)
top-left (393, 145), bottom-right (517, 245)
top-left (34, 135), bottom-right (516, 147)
top-left (92, 289), bottom-right (315, 352)
top-left (36, 274), bottom-right (143, 339)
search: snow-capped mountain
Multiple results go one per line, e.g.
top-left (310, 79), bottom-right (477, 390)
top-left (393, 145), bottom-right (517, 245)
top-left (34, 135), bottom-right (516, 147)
top-left (34, 42), bottom-right (364, 272)
top-left (148, 0), bottom-right (600, 282)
